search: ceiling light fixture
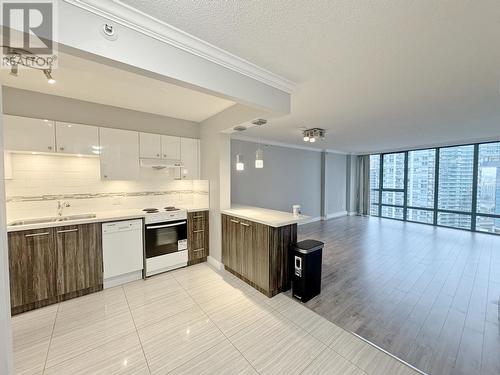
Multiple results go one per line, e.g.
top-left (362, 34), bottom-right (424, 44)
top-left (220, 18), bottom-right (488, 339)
top-left (236, 153), bottom-right (245, 171)
top-left (252, 119), bottom-right (267, 169)
top-left (5, 47), bottom-right (56, 84)
top-left (302, 128), bottom-right (326, 143)
top-left (44, 69), bottom-right (56, 84)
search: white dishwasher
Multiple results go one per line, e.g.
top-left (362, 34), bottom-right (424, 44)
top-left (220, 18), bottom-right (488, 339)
top-left (102, 219), bottom-right (144, 289)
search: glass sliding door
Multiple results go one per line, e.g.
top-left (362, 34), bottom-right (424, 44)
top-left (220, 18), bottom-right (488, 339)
top-left (407, 149), bottom-right (435, 224)
top-left (437, 145), bottom-right (474, 229)
top-left (381, 153), bottom-right (405, 219)
top-left (369, 154), bottom-right (380, 216)
top-left (476, 142), bottom-right (500, 233)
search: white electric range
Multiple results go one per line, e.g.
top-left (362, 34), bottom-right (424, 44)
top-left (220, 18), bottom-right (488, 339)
top-left (143, 207), bottom-right (188, 277)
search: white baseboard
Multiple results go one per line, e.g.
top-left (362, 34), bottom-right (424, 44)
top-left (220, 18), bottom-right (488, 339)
top-left (322, 211), bottom-right (348, 220)
top-left (104, 270), bottom-right (143, 289)
top-left (298, 216), bottom-right (322, 225)
top-left (207, 256), bottom-right (224, 271)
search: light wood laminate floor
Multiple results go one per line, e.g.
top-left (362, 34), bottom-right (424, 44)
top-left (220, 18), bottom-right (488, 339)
top-left (298, 216), bottom-right (500, 375)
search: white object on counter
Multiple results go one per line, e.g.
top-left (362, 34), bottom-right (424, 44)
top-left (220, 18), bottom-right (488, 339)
top-left (102, 219), bottom-right (144, 289)
top-left (292, 205), bottom-right (301, 216)
top-left (221, 205), bottom-right (310, 227)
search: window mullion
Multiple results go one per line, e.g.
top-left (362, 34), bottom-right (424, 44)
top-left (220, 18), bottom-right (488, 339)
top-left (433, 148), bottom-right (440, 225)
top-left (471, 144), bottom-right (479, 231)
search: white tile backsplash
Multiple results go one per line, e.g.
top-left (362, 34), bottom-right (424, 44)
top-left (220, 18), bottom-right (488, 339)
top-left (6, 153), bottom-right (208, 221)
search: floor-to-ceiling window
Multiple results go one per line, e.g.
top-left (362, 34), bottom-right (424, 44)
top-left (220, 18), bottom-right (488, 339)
top-left (368, 141), bottom-right (500, 234)
top-left (476, 142), bottom-right (500, 233)
top-left (381, 153), bottom-right (405, 220)
top-left (407, 149), bottom-right (435, 224)
top-left (369, 154), bottom-right (380, 216)
top-left (437, 145), bottom-right (474, 229)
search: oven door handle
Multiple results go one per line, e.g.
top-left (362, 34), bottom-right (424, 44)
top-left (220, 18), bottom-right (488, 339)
top-left (146, 221), bottom-right (187, 230)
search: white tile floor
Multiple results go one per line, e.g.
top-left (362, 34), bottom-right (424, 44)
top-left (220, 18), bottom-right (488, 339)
top-left (12, 263), bottom-right (423, 375)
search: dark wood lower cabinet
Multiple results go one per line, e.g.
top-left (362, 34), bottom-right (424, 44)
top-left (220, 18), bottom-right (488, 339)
top-left (187, 211), bottom-right (209, 265)
top-left (222, 214), bottom-right (297, 297)
top-left (8, 223), bottom-right (103, 315)
top-left (56, 224), bottom-right (103, 295)
top-left (8, 228), bottom-right (58, 311)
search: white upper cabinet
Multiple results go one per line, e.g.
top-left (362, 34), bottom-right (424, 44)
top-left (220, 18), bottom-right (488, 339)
top-left (161, 135), bottom-right (181, 160)
top-left (55, 122), bottom-right (99, 155)
top-left (99, 127), bottom-right (139, 180)
top-left (4, 115), bottom-right (56, 153)
top-left (139, 132), bottom-right (161, 159)
top-left (181, 138), bottom-right (200, 180)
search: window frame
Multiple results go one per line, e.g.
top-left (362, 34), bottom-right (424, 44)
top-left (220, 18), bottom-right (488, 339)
top-left (368, 140), bottom-right (500, 235)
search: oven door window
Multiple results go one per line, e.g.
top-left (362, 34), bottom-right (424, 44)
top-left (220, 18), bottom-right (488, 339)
top-left (145, 220), bottom-right (187, 258)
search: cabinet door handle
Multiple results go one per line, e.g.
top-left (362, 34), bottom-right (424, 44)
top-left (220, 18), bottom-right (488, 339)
top-left (193, 215), bottom-right (203, 219)
top-left (193, 248), bottom-right (204, 252)
top-left (230, 219), bottom-right (239, 224)
top-left (25, 232), bottom-right (50, 238)
top-left (194, 229), bottom-right (204, 233)
top-left (57, 228), bottom-right (78, 234)
top-left (240, 222), bottom-right (251, 227)
top-left (47, 146), bottom-right (53, 150)
top-left (59, 147), bottom-right (65, 151)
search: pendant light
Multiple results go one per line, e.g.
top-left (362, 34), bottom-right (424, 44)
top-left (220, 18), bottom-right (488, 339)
top-left (252, 119), bottom-right (267, 169)
top-left (255, 148), bottom-right (264, 169)
top-left (236, 153), bottom-right (245, 171)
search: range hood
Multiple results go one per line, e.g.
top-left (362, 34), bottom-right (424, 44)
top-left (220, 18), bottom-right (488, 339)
top-left (140, 158), bottom-right (183, 170)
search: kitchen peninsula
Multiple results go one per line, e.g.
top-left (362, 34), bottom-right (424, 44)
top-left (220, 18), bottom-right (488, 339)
top-left (221, 206), bottom-right (309, 297)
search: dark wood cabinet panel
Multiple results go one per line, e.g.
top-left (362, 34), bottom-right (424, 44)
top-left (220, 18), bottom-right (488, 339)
top-left (8, 229), bottom-right (57, 310)
top-left (222, 214), bottom-right (296, 297)
top-left (252, 221), bottom-right (270, 290)
top-left (269, 224), bottom-right (297, 293)
top-left (56, 223), bottom-right (103, 295)
top-left (8, 222), bottom-right (104, 315)
top-left (188, 211), bottom-right (209, 265)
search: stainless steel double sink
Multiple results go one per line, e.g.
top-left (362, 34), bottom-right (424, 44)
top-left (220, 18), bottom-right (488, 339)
top-left (8, 213), bottom-right (97, 226)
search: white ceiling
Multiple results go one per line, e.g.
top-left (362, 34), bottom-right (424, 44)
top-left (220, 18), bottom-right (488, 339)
top-left (121, 0), bottom-right (500, 153)
top-left (0, 51), bottom-right (235, 122)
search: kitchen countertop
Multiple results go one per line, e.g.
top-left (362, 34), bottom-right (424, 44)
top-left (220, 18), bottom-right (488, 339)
top-left (221, 205), bottom-right (310, 228)
top-left (7, 206), bottom-right (209, 232)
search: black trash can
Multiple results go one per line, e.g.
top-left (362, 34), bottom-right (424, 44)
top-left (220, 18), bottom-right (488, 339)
top-left (291, 240), bottom-right (324, 302)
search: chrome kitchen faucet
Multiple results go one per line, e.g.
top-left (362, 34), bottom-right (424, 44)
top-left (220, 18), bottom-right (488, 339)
top-left (57, 200), bottom-right (71, 216)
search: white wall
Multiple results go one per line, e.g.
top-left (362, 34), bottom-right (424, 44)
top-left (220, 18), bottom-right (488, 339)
top-left (5, 153), bottom-right (208, 221)
top-left (231, 140), bottom-right (323, 218)
top-left (0, 86), bottom-right (13, 375)
top-left (3, 87), bottom-right (200, 138)
top-left (325, 152), bottom-right (347, 216)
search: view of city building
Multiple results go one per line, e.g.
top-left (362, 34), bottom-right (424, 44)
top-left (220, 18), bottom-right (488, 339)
top-left (369, 142), bottom-right (500, 234)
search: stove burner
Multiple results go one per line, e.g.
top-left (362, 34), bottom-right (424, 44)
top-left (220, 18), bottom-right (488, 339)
top-left (143, 208), bottom-right (159, 213)
top-left (164, 207), bottom-right (179, 212)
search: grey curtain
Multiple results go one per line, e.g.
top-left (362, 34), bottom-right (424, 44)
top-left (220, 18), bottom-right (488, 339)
top-left (357, 155), bottom-right (370, 215)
